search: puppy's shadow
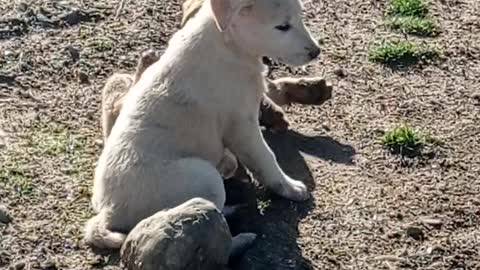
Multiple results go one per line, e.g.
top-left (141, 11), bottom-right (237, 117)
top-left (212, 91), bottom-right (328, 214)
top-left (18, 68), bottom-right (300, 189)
top-left (225, 130), bottom-right (356, 270)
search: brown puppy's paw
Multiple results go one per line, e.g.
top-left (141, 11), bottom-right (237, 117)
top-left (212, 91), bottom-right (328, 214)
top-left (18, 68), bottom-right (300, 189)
top-left (275, 77), bottom-right (333, 106)
top-left (134, 49), bottom-right (161, 83)
top-left (259, 97), bottom-right (290, 133)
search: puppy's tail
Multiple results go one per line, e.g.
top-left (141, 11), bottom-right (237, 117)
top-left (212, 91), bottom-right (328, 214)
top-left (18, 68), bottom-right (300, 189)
top-left (84, 211), bottom-right (127, 249)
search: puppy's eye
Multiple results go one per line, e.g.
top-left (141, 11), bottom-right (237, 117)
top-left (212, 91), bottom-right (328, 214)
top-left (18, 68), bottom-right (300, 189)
top-left (275, 23), bottom-right (291, 32)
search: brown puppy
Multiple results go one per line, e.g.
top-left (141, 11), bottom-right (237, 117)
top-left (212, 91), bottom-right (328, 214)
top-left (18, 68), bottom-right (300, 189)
top-left (101, 49), bottom-right (160, 141)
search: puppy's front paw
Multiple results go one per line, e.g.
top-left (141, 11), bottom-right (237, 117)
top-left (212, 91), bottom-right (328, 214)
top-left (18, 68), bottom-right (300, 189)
top-left (278, 178), bottom-right (309, 202)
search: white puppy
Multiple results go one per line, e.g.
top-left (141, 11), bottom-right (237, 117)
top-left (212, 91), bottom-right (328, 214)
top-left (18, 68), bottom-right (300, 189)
top-left (86, 0), bottom-right (320, 249)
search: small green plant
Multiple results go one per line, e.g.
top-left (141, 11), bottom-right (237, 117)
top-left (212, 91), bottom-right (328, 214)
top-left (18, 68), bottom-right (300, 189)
top-left (91, 38), bottom-right (114, 52)
top-left (383, 125), bottom-right (421, 153)
top-left (381, 124), bottom-right (442, 157)
top-left (257, 199), bottom-right (271, 216)
top-left (389, 0), bottom-right (428, 17)
top-left (369, 41), bottom-right (438, 65)
top-left (387, 16), bottom-right (439, 36)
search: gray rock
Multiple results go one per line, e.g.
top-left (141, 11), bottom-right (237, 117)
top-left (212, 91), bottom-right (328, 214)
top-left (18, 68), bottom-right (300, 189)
top-left (0, 204), bottom-right (12, 224)
top-left (0, 129), bottom-right (6, 148)
top-left (121, 198), bottom-right (232, 270)
top-left (406, 226), bottom-right (425, 241)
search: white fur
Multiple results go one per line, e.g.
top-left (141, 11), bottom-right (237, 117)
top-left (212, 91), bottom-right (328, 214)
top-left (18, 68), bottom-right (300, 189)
top-left (86, 0), bottom-right (319, 249)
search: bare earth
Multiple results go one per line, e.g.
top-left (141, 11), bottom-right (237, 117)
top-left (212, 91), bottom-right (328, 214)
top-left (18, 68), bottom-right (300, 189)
top-left (1, 0), bottom-right (479, 269)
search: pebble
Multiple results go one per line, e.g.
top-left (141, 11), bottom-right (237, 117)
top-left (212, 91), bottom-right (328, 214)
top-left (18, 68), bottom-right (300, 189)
top-left (62, 9), bottom-right (84, 25)
top-left (333, 68), bottom-right (347, 77)
top-left (386, 230), bottom-right (402, 239)
top-left (420, 217), bottom-right (443, 227)
top-left (40, 259), bottom-right (57, 270)
top-left (426, 245), bottom-right (444, 255)
top-left (12, 261), bottom-right (26, 270)
top-left (406, 226), bottom-right (425, 240)
top-left (372, 255), bottom-right (405, 262)
top-left (66, 46), bottom-right (80, 62)
top-left (94, 139), bottom-right (103, 146)
top-left (78, 71), bottom-right (89, 84)
top-left (472, 92), bottom-right (480, 101)
top-left (0, 204), bottom-right (12, 224)
top-left (0, 129), bottom-right (6, 148)
top-left (3, 50), bottom-right (14, 57)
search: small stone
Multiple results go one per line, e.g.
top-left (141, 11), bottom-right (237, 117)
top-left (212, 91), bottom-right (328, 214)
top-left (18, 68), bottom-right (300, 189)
top-left (16, 2), bottom-right (28, 12)
top-left (40, 259), bottom-right (57, 270)
top-left (62, 9), bottom-right (83, 25)
top-left (420, 218), bottom-right (443, 227)
top-left (66, 46), bottom-right (80, 62)
top-left (0, 204), bottom-right (12, 224)
top-left (0, 129), bottom-right (6, 148)
top-left (4, 50), bottom-right (14, 57)
top-left (13, 261), bottom-right (26, 270)
top-left (322, 122), bottom-right (331, 131)
top-left (372, 255), bottom-right (405, 262)
top-left (406, 226), bottom-right (425, 241)
top-left (472, 92), bottom-right (480, 101)
top-left (426, 245), bottom-right (444, 255)
top-left (94, 139), bottom-right (103, 146)
top-left (333, 68), bottom-right (347, 77)
top-left (386, 231), bottom-right (402, 239)
top-left (78, 71), bottom-right (89, 84)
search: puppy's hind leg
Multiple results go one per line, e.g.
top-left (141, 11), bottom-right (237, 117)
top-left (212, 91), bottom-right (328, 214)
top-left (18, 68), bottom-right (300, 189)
top-left (84, 208), bottom-right (127, 249)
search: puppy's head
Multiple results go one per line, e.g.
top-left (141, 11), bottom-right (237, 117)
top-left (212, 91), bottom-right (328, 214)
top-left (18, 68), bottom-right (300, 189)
top-left (210, 0), bottom-right (320, 66)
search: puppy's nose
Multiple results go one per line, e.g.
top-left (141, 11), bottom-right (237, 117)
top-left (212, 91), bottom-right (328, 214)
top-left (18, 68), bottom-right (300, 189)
top-left (308, 47), bottom-right (320, 60)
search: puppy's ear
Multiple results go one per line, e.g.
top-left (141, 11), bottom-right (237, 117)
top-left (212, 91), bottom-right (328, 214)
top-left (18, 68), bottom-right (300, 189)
top-left (210, 0), bottom-right (254, 31)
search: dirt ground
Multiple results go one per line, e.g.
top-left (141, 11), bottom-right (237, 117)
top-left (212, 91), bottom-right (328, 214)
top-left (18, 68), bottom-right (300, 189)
top-left (1, 0), bottom-right (479, 269)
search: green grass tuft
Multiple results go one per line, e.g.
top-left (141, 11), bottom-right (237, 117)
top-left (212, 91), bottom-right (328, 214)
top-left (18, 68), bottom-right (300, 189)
top-left (382, 125), bottom-right (422, 155)
top-left (381, 124), bottom-right (443, 157)
top-left (389, 0), bottom-right (428, 17)
top-left (369, 41), bottom-right (438, 65)
top-left (382, 125), bottom-right (424, 157)
top-left (387, 16), bottom-right (439, 36)
top-left (91, 38), bottom-right (114, 52)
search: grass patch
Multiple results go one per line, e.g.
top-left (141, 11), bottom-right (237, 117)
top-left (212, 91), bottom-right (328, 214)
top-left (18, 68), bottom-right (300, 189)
top-left (90, 38), bottom-right (114, 52)
top-left (369, 41), bottom-right (438, 65)
top-left (382, 125), bottom-right (422, 156)
top-left (389, 0), bottom-right (428, 17)
top-left (382, 124), bottom-right (442, 157)
top-left (387, 16), bottom-right (439, 36)
top-left (0, 125), bottom-right (92, 197)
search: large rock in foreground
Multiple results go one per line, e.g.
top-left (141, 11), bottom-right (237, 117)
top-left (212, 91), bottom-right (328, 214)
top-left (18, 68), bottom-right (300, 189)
top-left (121, 198), bottom-right (232, 270)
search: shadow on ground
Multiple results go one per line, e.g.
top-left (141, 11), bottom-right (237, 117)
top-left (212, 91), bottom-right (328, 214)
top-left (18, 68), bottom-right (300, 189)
top-left (225, 130), bottom-right (356, 270)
